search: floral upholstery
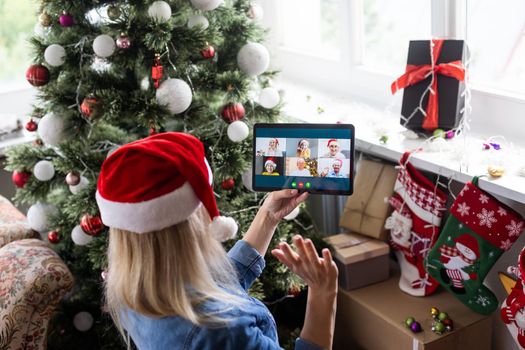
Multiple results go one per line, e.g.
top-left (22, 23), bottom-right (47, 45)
top-left (0, 196), bottom-right (39, 248)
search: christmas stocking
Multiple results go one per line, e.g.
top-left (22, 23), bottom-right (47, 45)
top-left (386, 152), bottom-right (447, 296)
top-left (425, 177), bottom-right (524, 315)
top-left (501, 247), bottom-right (525, 349)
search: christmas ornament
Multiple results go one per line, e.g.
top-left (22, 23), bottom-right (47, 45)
top-left (405, 317), bottom-right (415, 328)
top-left (59, 12), bottom-right (74, 27)
top-left (116, 33), bottom-right (131, 49)
top-left (38, 112), bottom-right (68, 146)
top-left (432, 128), bottom-right (445, 138)
top-left (258, 87), bottom-right (280, 109)
top-left (483, 142), bottom-right (501, 151)
top-left (501, 247), bottom-right (525, 348)
top-left (71, 225), bottom-right (93, 246)
top-left (190, 0), bottom-right (222, 11)
top-left (69, 176), bottom-right (90, 195)
top-left (432, 321), bottom-right (446, 334)
top-left (445, 130), bottom-right (455, 139)
top-left (187, 14), bottom-right (209, 30)
top-left (27, 202), bottom-right (58, 232)
top-left (26, 64), bottom-right (50, 87)
top-left (241, 168), bottom-right (253, 191)
top-left (237, 42), bottom-right (270, 76)
top-left (140, 76), bottom-right (151, 91)
top-left (201, 45), bottom-right (215, 59)
top-left (411, 321), bottom-right (422, 333)
top-left (488, 165), bottom-right (505, 178)
top-left (93, 34), bottom-right (116, 58)
top-left (438, 312), bottom-right (448, 321)
top-left (33, 160), bottom-right (55, 181)
top-left (39, 12), bottom-right (52, 27)
top-left (25, 119), bottom-right (38, 132)
top-left (227, 120), bottom-right (249, 142)
top-left (221, 103), bottom-right (245, 123)
top-left (66, 171), bottom-right (81, 186)
top-left (149, 127), bottom-right (157, 136)
top-left (12, 170), bottom-right (31, 188)
top-left (248, 3), bottom-right (264, 20)
top-left (284, 206), bottom-right (300, 221)
top-left (148, 1), bottom-right (172, 22)
top-left (430, 307), bottom-right (440, 318)
top-left (101, 270), bottom-right (108, 281)
top-left (288, 285), bottom-right (302, 297)
top-left (44, 44), bottom-right (66, 67)
top-left (425, 176), bottom-right (525, 315)
top-left (442, 318), bottom-right (453, 331)
top-left (402, 129), bottom-right (419, 140)
top-left (379, 135), bottom-right (388, 144)
top-left (156, 78), bottom-right (192, 114)
top-left (151, 54), bottom-right (163, 89)
top-left (48, 230), bottom-right (60, 244)
top-left (386, 152), bottom-right (447, 296)
top-left (80, 214), bottom-right (104, 236)
top-left (221, 178), bottom-right (235, 190)
top-left (107, 5), bottom-right (121, 20)
top-left (73, 311), bottom-right (94, 331)
top-left (80, 96), bottom-right (101, 119)
top-left (34, 23), bottom-right (48, 37)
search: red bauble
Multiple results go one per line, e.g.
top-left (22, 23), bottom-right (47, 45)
top-left (80, 97), bottom-right (100, 118)
top-left (201, 46), bottom-right (215, 59)
top-left (26, 64), bottom-right (50, 87)
top-left (221, 178), bottom-right (235, 190)
top-left (12, 170), bottom-right (31, 188)
top-left (288, 285), bottom-right (302, 297)
top-left (221, 103), bottom-right (245, 123)
top-left (25, 119), bottom-right (38, 132)
top-left (48, 230), bottom-right (60, 244)
top-left (80, 214), bottom-right (104, 236)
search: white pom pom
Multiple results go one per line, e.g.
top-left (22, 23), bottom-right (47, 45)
top-left (227, 121), bottom-right (249, 142)
top-left (70, 176), bottom-right (90, 194)
top-left (237, 42), bottom-right (270, 76)
top-left (44, 44), bottom-right (66, 67)
top-left (187, 14), bottom-right (209, 30)
top-left (156, 78), bottom-right (193, 114)
top-left (27, 202), bottom-right (58, 232)
top-left (190, 0), bottom-right (222, 11)
top-left (93, 34), bottom-right (116, 58)
top-left (284, 206), bottom-right (300, 221)
top-left (148, 1), bottom-right (172, 22)
top-left (73, 311), bottom-right (94, 331)
top-left (33, 160), bottom-right (55, 181)
top-left (72, 225), bottom-right (93, 246)
top-left (258, 87), bottom-right (280, 109)
top-left (38, 112), bottom-right (69, 147)
top-left (210, 216), bottom-right (238, 242)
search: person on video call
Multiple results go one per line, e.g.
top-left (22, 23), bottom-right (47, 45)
top-left (320, 159), bottom-right (345, 178)
top-left (266, 138), bottom-right (283, 156)
top-left (290, 158), bottom-right (311, 177)
top-left (296, 139), bottom-right (311, 158)
top-left (262, 159), bottom-right (280, 176)
top-left (322, 139), bottom-right (346, 159)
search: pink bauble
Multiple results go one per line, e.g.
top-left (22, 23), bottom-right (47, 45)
top-left (59, 13), bottom-right (75, 27)
top-left (116, 35), bottom-right (131, 49)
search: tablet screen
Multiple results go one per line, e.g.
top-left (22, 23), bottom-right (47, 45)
top-left (252, 123), bottom-right (354, 195)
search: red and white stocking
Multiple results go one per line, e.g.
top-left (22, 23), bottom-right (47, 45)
top-left (501, 247), bottom-right (525, 349)
top-left (386, 152), bottom-right (447, 296)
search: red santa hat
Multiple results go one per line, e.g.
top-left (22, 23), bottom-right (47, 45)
top-left (454, 234), bottom-right (479, 259)
top-left (327, 139), bottom-right (338, 147)
top-left (272, 138), bottom-right (279, 145)
top-left (265, 158), bottom-right (277, 167)
top-left (95, 132), bottom-right (237, 241)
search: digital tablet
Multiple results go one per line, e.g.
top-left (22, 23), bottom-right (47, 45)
top-left (252, 123), bottom-right (355, 195)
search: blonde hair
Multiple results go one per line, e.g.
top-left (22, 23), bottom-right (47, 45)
top-left (105, 207), bottom-right (244, 343)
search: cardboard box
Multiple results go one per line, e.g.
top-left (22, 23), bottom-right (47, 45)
top-left (339, 158), bottom-right (398, 240)
top-left (325, 233), bottom-right (390, 291)
top-left (334, 270), bottom-right (492, 350)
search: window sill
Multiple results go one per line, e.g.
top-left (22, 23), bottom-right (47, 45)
top-left (278, 79), bottom-right (525, 204)
top-left (0, 133), bottom-right (35, 157)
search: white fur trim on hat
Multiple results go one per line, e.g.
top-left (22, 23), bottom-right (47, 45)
top-left (96, 181), bottom-right (200, 234)
top-left (210, 216), bottom-right (238, 242)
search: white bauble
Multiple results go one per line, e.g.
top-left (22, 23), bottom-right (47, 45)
top-left (237, 42), bottom-right (270, 76)
top-left (72, 225), bottom-right (93, 246)
top-left (241, 168), bottom-right (253, 191)
top-left (227, 121), bottom-right (249, 142)
top-left (34, 23), bottom-right (48, 38)
top-left (148, 1), bottom-right (172, 22)
top-left (93, 34), bottom-right (116, 58)
top-left (190, 0), bottom-right (222, 11)
top-left (44, 44), bottom-right (66, 67)
top-left (187, 14), bottom-right (209, 30)
top-left (33, 160), bottom-right (55, 181)
top-left (248, 3), bottom-right (264, 20)
top-left (73, 311), bottom-right (94, 332)
top-left (38, 112), bottom-right (68, 147)
top-left (27, 202), bottom-right (58, 232)
top-left (156, 78), bottom-right (192, 114)
top-left (284, 206), bottom-right (300, 221)
top-left (258, 87), bottom-right (280, 109)
top-left (69, 176), bottom-right (90, 194)
top-left (140, 76), bottom-right (150, 91)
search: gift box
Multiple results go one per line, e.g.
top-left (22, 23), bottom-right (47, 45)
top-left (325, 232), bottom-right (389, 291)
top-left (334, 270), bottom-right (492, 350)
top-left (339, 158), bottom-right (398, 240)
top-left (392, 39), bottom-right (466, 132)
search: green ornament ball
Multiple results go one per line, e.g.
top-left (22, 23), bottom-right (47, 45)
top-left (434, 321), bottom-right (445, 333)
top-left (438, 312), bottom-right (448, 321)
top-left (433, 128), bottom-right (445, 138)
top-left (405, 317), bottom-right (415, 327)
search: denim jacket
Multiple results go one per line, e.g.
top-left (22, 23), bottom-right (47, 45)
top-left (123, 240), bottom-right (322, 350)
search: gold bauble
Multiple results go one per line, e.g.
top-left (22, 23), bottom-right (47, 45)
top-left (39, 12), bottom-right (52, 27)
top-left (431, 307), bottom-right (440, 317)
top-left (488, 165), bottom-right (505, 178)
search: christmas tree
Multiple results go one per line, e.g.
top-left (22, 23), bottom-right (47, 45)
top-left (6, 1), bottom-right (323, 348)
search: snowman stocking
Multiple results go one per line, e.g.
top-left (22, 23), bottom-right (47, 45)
top-left (386, 152), bottom-right (447, 296)
top-left (426, 177), bottom-right (524, 315)
top-left (501, 247), bottom-right (525, 349)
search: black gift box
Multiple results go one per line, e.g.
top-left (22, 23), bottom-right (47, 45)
top-left (399, 40), bottom-right (466, 132)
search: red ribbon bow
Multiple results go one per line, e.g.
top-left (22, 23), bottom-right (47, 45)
top-left (391, 39), bottom-right (465, 131)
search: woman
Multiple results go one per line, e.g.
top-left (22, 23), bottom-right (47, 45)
top-left (262, 158), bottom-right (280, 176)
top-left (296, 139), bottom-right (311, 158)
top-left (266, 138), bottom-right (283, 156)
top-left (97, 132), bottom-right (338, 350)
